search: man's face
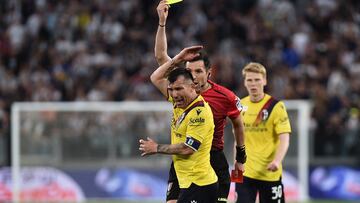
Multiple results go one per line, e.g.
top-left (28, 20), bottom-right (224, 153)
top-left (244, 72), bottom-right (266, 97)
top-left (168, 75), bottom-right (196, 109)
top-left (186, 60), bottom-right (209, 93)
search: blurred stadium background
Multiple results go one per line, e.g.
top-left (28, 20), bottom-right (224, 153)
top-left (0, 0), bottom-right (359, 202)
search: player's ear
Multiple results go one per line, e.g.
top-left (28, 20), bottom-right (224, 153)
top-left (207, 68), bottom-right (212, 79)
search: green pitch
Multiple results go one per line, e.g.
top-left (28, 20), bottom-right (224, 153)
top-left (23, 199), bottom-right (355, 203)
top-left (85, 200), bottom-right (352, 203)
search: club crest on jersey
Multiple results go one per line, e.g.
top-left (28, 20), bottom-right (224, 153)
top-left (176, 112), bottom-right (186, 127)
top-left (261, 109), bottom-right (269, 121)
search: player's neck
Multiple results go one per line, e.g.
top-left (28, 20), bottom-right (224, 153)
top-left (250, 92), bottom-right (265, 103)
top-left (200, 82), bottom-right (211, 93)
top-left (183, 95), bottom-right (198, 109)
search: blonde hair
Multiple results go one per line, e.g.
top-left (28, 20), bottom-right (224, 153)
top-left (242, 62), bottom-right (267, 78)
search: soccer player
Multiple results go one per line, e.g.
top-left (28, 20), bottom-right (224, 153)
top-left (235, 62), bottom-right (291, 203)
top-left (140, 47), bottom-right (218, 203)
top-left (154, 1), bottom-right (246, 202)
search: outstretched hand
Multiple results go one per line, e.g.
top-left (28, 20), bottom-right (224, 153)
top-left (173, 45), bottom-right (203, 63)
top-left (139, 137), bottom-right (158, 156)
top-left (157, 0), bottom-right (169, 25)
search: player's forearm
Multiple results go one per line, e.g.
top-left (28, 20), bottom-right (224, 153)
top-left (150, 58), bottom-right (177, 96)
top-left (150, 58), bottom-right (176, 82)
top-left (155, 25), bottom-right (171, 65)
top-left (273, 133), bottom-right (290, 164)
top-left (157, 143), bottom-right (194, 155)
top-left (232, 116), bottom-right (245, 146)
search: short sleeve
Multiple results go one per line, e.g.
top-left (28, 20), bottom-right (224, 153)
top-left (185, 107), bottom-right (213, 145)
top-left (227, 95), bottom-right (242, 119)
top-left (273, 101), bottom-right (292, 135)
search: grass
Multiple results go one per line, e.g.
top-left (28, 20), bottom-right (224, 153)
top-left (84, 200), bottom-right (354, 203)
top-left (22, 200), bottom-right (355, 203)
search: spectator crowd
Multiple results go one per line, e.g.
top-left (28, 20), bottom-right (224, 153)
top-left (0, 0), bottom-right (359, 165)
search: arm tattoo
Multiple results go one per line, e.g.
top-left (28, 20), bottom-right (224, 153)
top-left (170, 58), bottom-right (177, 67)
top-left (157, 143), bottom-right (188, 155)
top-left (164, 59), bottom-right (177, 77)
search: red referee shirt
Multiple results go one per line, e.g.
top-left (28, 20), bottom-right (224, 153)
top-left (201, 80), bottom-right (242, 151)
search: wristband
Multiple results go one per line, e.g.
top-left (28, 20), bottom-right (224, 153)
top-left (159, 24), bottom-right (165, 27)
top-left (236, 145), bottom-right (246, 164)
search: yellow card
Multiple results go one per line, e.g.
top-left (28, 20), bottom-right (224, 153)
top-left (167, 0), bottom-right (183, 5)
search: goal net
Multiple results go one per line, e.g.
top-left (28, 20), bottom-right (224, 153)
top-left (9, 100), bottom-right (311, 202)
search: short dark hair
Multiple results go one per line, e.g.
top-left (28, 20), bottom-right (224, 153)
top-left (188, 49), bottom-right (211, 70)
top-left (168, 67), bottom-right (194, 84)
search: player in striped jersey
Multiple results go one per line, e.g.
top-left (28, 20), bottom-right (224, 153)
top-left (236, 62), bottom-right (291, 203)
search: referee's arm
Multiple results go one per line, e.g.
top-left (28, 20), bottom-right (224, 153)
top-left (155, 0), bottom-right (171, 65)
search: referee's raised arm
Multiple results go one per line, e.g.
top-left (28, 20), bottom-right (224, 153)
top-left (155, 0), bottom-right (171, 65)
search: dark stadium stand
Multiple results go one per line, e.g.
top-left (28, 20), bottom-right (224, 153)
top-left (0, 0), bottom-right (359, 166)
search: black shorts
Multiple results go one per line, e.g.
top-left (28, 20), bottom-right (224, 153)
top-left (166, 163), bottom-right (179, 201)
top-left (177, 182), bottom-right (218, 203)
top-left (166, 151), bottom-right (231, 202)
top-left (235, 176), bottom-right (285, 203)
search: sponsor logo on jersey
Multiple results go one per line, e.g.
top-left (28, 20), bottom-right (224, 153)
top-left (196, 109), bottom-right (202, 115)
top-left (279, 117), bottom-right (289, 124)
top-left (189, 117), bottom-right (205, 124)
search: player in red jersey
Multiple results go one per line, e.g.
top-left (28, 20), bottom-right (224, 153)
top-left (152, 1), bottom-right (247, 202)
